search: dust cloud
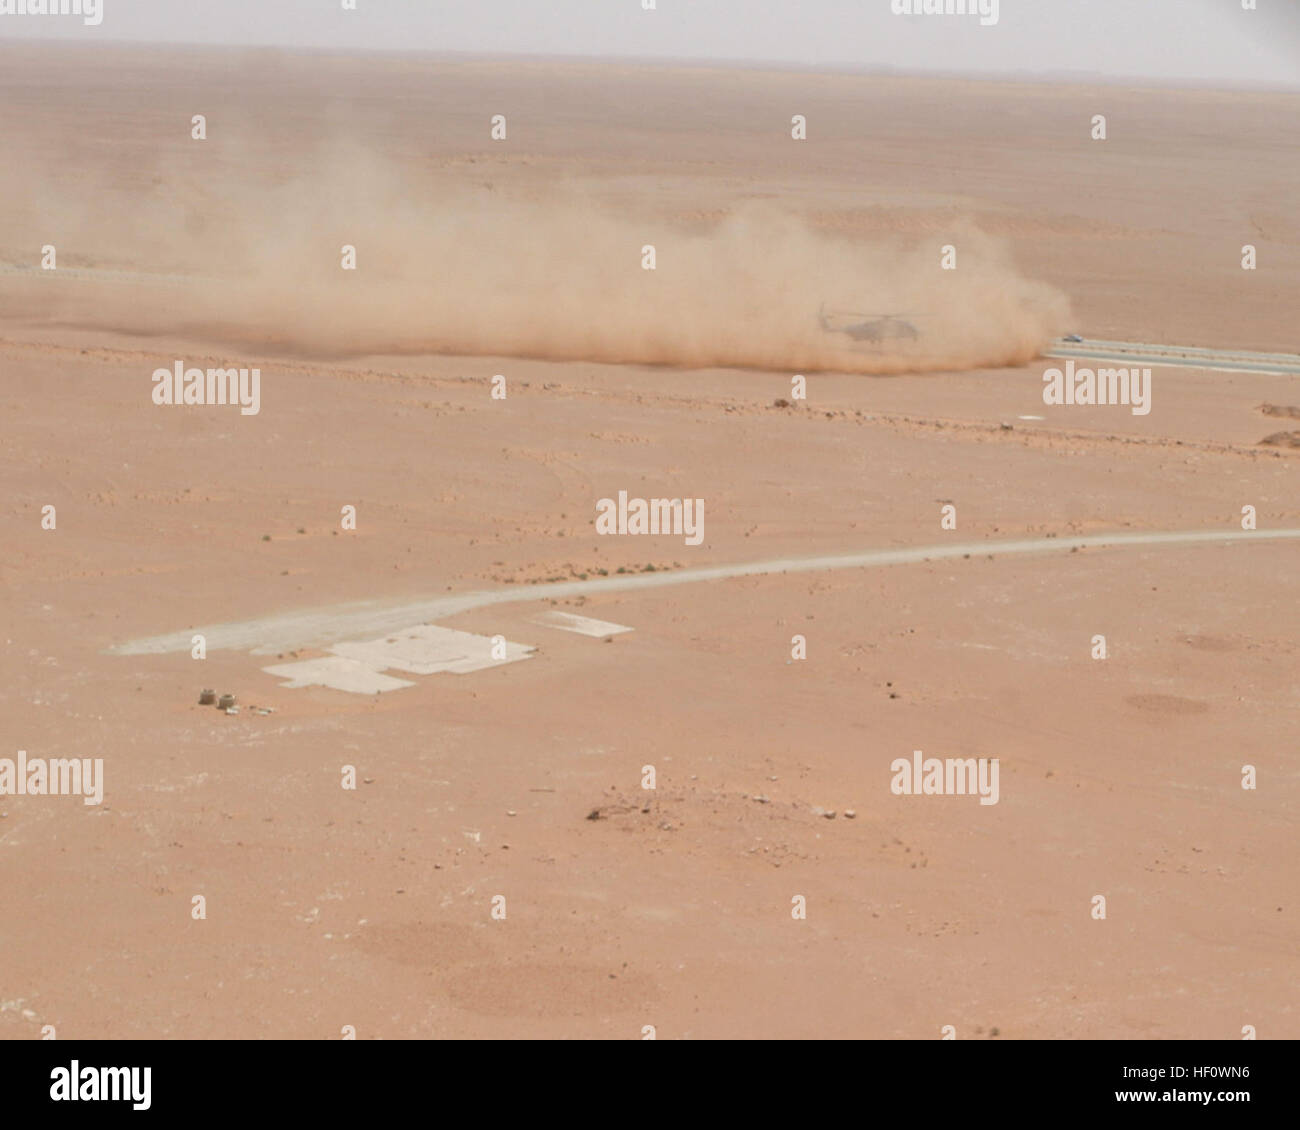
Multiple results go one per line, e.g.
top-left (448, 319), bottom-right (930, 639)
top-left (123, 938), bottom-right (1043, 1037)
top-left (1, 143), bottom-right (1070, 374)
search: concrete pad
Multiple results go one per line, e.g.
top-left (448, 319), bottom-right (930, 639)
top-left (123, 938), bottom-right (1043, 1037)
top-left (533, 611), bottom-right (634, 638)
top-left (261, 656), bottom-right (416, 694)
top-left (261, 626), bottom-right (534, 695)
top-left (329, 625), bottom-right (534, 675)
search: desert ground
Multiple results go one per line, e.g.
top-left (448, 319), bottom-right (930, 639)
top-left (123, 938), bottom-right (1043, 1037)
top-left (1, 46), bottom-right (1297, 1039)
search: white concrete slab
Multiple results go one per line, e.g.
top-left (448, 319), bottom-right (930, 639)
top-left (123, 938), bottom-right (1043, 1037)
top-left (261, 626), bottom-right (534, 694)
top-left (262, 656), bottom-right (415, 694)
top-left (330, 625), bottom-right (534, 675)
top-left (533, 611), bottom-right (634, 638)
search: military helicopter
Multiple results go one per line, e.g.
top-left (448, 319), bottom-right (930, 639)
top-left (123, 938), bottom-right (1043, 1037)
top-left (819, 303), bottom-right (923, 344)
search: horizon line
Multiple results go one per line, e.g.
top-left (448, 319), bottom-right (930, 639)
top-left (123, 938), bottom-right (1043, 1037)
top-left (1, 39), bottom-right (1297, 95)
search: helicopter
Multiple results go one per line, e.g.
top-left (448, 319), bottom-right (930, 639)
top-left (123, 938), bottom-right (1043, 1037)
top-left (819, 303), bottom-right (923, 344)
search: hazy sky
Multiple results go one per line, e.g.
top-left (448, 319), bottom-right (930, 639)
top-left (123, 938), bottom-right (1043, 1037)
top-left (2, 0), bottom-right (1298, 88)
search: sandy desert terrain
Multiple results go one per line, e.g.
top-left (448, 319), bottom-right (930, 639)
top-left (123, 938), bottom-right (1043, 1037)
top-left (1, 46), bottom-right (1297, 1039)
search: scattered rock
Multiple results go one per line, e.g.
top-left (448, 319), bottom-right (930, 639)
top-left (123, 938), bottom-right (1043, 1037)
top-left (753, 795), bottom-right (770, 804)
top-left (844, 809), bottom-right (857, 819)
top-left (812, 806), bottom-right (836, 819)
top-left (1260, 403), bottom-right (1300, 419)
